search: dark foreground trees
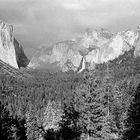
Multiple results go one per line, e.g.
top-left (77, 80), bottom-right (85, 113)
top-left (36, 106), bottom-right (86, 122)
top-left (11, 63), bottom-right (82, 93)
top-left (123, 84), bottom-right (140, 140)
top-left (0, 101), bottom-right (26, 140)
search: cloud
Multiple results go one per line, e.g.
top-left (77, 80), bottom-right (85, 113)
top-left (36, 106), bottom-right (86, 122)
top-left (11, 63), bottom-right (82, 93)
top-left (58, 0), bottom-right (92, 11)
top-left (0, 0), bottom-right (140, 58)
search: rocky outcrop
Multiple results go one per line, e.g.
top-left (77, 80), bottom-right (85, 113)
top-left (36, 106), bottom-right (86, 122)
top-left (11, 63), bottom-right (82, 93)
top-left (0, 21), bottom-right (29, 69)
top-left (29, 27), bottom-right (140, 72)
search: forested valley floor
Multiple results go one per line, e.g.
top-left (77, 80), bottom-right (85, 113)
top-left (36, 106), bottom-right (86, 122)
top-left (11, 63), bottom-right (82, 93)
top-left (1, 50), bottom-right (140, 140)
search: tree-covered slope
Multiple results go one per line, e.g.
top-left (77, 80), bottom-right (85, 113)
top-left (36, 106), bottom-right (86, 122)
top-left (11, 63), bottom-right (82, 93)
top-left (0, 46), bottom-right (140, 140)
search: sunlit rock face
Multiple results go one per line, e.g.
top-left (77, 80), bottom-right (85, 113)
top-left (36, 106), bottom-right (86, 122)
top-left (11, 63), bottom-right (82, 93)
top-left (84, 28), bottom-right (140, 70)
top-left (0, 21), bottom-right (29, 69)
top-left (29, 27), bottom-right (140, 72)
top-left (0, 21), bottom-right (18, 68)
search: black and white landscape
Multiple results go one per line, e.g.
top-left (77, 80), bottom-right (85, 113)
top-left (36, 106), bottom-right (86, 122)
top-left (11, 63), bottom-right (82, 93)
top-left (0, 0), bottom-right (140, 140)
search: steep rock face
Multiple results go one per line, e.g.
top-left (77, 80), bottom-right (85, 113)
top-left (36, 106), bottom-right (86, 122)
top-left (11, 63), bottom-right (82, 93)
top-left (29, 27), bottom-right (140, 72)
top-left (0, 21), bottom-right (29, 69)
top-left (14, 38), bottom-right (29, 68)
top-left (0, 21), bottom-right (18, 68)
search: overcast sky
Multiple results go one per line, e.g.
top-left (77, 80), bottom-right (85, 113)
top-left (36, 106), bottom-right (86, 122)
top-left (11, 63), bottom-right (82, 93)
top-left (0, 0), bottom-right (140, 58)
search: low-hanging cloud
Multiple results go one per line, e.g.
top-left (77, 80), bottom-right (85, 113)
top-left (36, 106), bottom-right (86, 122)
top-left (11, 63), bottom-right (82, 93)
top-left (0, 0), bottom-right (140, 58)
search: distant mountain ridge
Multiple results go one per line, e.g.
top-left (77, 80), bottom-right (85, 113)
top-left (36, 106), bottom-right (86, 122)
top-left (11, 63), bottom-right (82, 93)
top-left (1, 20), bottom-right (139, 74)
top-left (29, 26), bottom-right (140, 72)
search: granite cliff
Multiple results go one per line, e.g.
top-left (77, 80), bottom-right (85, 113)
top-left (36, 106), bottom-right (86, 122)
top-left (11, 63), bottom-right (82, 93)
top-left (29, 26), bottom-right (140, 72)
top-left (0, 21), bottom-right (29, 69)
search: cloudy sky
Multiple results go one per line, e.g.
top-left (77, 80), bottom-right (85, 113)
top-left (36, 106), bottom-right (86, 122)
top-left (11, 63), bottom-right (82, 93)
top-left (0, 0), bottom-right (140, 58)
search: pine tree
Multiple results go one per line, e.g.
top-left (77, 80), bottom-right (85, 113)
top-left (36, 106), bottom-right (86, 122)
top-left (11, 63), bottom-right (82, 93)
top-left (74, 77), bottom-right (114, 140)
top-left (0, 102), bottom-right (13, 140)
top-left (59, 100), bottom-right (81, 140)
top-left (0, 102), bottom-right (25, 140)
top-left (100, 84), bottom-right (118, 140)
top-left (123, 84), bottom-right (140, 140)
top-left (112, 80), bottom-right (136, 139)
top-left (25, 107), bottom-right (42, 140)
top-left (43, 100), bottom-right (63, 131)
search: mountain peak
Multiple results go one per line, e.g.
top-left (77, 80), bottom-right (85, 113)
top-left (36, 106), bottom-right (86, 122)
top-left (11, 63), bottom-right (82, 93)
top-left (29, 26), bottom-right (140, 73)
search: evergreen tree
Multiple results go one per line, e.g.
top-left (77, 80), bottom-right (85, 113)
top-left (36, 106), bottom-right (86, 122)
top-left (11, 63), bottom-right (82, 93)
top-left (0, 102), bottom-right (13, 140)
top-left (43, 100), bottom-right (63, 131)
top-left (123, 84), bottom-right (140, 140)
top-left (74, 77), bottom-right (116, 140)
top-left (0, 102), bottom-right (26, 140)
top-left (59, 101), bottom-right (81, 140)
top-left (25, 108), bottom-right (42, 140)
